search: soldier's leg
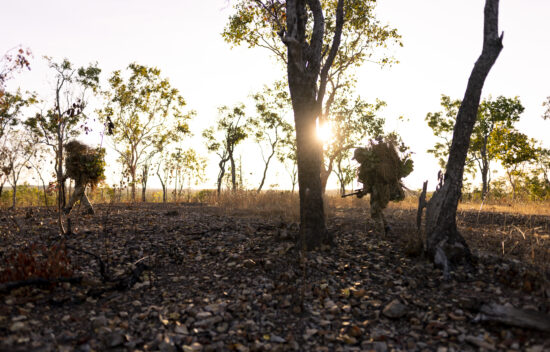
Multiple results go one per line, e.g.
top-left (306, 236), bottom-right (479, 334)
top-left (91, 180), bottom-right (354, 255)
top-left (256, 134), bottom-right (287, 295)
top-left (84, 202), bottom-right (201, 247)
top-left (370, 184), bottom-right (390, 235)
top-left (370, 186), bottom-right (385, 234)
top-left (64, 183), bottom-right (84, 214)
top-left (80, 187), bottom-right (95, 215)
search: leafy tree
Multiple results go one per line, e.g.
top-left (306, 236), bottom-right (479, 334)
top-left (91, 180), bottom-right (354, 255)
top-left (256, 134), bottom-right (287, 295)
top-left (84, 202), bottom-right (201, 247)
top-left (170, 148), bottom-right (206, 201)
top-left (0, 47), bottom-right (31, 101)
top-left (426, 95), bottom-right (524, 198)
top-left (99, 63), bottom-right (192, 201)
top-left (424, 0), bottom-right (503, 275)
top-left (203, 104), bottom-right (248, 195)
top-left (2, 129), bottom-right (35, 208)
top-left (543, 96), bottom-right (550, 120)
top-left (523, 149), bottom-right (550, 200)
top-left (277, 127), bottom-right (298, 192)
top-left (0, 90), bottom-right (36, 139)
top-left (155, 151), bottom-right (172, 203)
top-left (224, 0), bottom-right (401, 250)
top-left (333, 150), bottom-right (355, 194)
top-left (25, 57), bottom-right (100, 212)
top-left (250, 81), bottom-right (294, 192)
top-left (321, 94), bottom-right (385, 191)
top-left (0, 90), bottom-right (36, 197)
top-left (490, 127), bottom-right (538, 200)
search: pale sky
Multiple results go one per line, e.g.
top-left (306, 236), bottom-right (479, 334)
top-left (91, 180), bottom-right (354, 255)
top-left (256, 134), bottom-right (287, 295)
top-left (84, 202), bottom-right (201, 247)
top-left (2, 0), bottom-right (549, 191)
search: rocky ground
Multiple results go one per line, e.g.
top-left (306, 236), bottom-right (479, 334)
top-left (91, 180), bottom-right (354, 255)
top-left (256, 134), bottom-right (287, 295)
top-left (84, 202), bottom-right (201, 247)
top-left (0, 202), bottom-right (549, 351)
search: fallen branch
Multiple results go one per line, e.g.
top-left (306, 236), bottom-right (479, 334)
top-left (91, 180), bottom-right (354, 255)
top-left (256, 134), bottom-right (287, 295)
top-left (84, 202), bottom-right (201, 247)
top-left (476, 302), bottom-right (550, 332)
top-left (0, 277), bottom-right (82, 294)
top-left (65, 244), bottom-right (109, 282)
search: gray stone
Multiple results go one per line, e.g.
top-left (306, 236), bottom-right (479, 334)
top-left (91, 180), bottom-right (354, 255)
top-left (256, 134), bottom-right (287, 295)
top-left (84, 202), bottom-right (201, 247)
top-left (382, 299), bottom-right (408, 319)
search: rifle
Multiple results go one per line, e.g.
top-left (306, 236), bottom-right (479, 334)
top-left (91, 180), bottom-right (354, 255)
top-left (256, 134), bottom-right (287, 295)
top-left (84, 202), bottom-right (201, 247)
top-left (341, 189), bottom-right (364, 198)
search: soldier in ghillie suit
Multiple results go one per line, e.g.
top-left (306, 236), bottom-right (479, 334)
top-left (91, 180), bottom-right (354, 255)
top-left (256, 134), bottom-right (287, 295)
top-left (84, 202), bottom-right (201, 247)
top-left (353, 139), bottom-right (413, 234)
top-left (63, 140), bottom-right (105, 215)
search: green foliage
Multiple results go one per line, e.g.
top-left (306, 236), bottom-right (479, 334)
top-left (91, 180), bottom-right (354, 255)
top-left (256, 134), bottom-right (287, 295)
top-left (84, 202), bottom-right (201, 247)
top-left (99, 63), bottom-right (192, 198)
top-left (543, 96), bottom-right (550, 120)
top-left (0, 183), bottom-right (57, 208)
top-left (489, 127), bottom-right (537, 169)
top-left (0, 90), bottom-right (36, 139)
top-left (250, 81), bottom-right (293, 142)
top-left (426, 95), bottom-right (526, 189)
top-left (325, 93), bottom-right (386, 163)
top-left (26, 58), bottom-right (101, 144)
top-left (250, 81), bottom-right (294, 191)
top-left (203, 104), bottom-right (249, 192)
top-left (203, 104), bottom-right (249, 157)
top-left (25, 57), bottom-right (101, 208)
top-left (223, 0), bottom-right (401, 72)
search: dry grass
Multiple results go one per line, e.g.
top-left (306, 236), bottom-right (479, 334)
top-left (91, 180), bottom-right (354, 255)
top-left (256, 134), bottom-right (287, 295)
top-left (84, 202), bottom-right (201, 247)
top-left (202, 190), bottom-right (550, 273)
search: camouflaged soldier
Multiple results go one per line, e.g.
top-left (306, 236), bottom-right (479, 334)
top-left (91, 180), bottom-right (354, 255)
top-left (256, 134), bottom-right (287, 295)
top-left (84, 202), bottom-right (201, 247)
top-left (353, 139), bottom-right (413, 234)
top-left (63, 141), bottom-right (105, 215)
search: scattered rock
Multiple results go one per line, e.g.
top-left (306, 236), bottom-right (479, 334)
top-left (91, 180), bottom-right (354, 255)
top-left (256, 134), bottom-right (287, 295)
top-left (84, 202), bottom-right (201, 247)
top-left (382, 299), bottom-right (408, 319)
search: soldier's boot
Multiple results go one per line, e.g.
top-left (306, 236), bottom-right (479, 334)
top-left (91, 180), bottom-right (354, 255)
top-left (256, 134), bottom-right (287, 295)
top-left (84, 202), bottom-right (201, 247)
top-left (370, 210), bottom-right (386, 235)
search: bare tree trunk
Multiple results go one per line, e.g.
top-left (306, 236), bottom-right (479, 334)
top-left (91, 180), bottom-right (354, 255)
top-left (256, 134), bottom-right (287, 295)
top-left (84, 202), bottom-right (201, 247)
top-left (141, 164), bottom-right (149, 202)
top-left (130, 168), bottom-right (136, 202)
top-left (257, 150), bottom-right (275, 192)
top-left (230, 155), bottom-right (236, 192)
top-left (425, 0), bottom-right (503, 276)
top-left (11, 183), bottom-right (17, 208)
top-left (481, 158), bottom-right (489, 198)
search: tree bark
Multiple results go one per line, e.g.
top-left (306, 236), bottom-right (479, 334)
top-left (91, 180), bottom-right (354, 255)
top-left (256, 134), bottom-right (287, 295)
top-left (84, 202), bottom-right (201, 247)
top-left (230, 154), bottom-right (237, 192)
top-left (293, 97), bottom-right (332, 250)
top-left (425, 0), bottom-right (503, 275)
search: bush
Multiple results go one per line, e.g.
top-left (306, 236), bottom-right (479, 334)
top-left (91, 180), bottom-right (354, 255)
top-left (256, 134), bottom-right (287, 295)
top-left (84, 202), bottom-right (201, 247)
top-left (0, 243), bottom-right (73, 283)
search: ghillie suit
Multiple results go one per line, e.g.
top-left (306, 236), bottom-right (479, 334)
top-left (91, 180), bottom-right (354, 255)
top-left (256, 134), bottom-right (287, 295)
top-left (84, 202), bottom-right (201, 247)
top-left (353, 139), bottom-right (413, 234)
top-left (63, 140), bottom-right (105, 215)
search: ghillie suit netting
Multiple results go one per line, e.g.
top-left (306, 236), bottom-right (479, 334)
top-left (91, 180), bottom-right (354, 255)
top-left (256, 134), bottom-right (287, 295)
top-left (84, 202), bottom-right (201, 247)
top-left (64, 140), bottom-right (106, 187)
top-left (354, 139), bottom-right (414, 233)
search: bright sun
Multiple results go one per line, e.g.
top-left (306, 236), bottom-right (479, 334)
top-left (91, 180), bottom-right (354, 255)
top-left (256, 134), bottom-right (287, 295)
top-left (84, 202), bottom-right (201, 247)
top-left (316, 120), bottom-right (333, 143)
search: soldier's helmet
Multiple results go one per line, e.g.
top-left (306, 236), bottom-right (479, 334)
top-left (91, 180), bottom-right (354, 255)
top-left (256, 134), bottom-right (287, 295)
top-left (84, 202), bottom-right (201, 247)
top-left (353, 147), bottom-right (369, 164)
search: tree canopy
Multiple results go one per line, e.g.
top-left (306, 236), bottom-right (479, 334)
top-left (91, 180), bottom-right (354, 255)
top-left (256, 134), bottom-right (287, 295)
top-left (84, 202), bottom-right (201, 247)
top-left (99, 63), bottom-right (192, 201)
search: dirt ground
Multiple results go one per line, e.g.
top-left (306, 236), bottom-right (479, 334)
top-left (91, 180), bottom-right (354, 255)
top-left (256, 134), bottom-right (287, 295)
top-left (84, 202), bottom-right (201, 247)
top-left (0, 203), bottom-right (549, 351)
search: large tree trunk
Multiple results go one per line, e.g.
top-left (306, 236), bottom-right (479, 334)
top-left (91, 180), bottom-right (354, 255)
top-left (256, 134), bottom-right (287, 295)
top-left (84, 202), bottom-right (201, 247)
top-left (291, 90), bottom-right (332, 250)
top-left (425, 0), bottom-right (503, 275)
top-left (283, 0), bottom-right (343, 250)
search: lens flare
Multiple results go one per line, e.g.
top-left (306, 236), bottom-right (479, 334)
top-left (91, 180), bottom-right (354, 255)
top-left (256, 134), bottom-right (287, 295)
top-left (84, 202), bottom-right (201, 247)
top-left (316, 120), bottom-right (333, 143)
